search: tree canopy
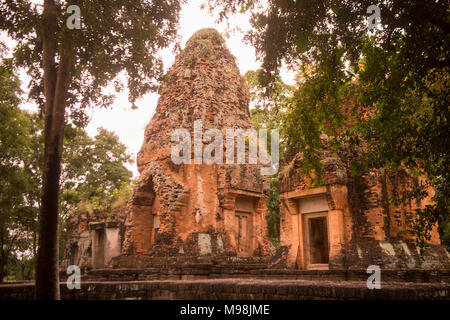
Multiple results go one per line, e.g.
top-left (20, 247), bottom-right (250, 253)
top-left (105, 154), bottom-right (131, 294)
top-left (0, 41), bottom-right (133, 282)
top-left (0, 100), bottom-right (134, 282)
top-left (1, 0), bottom-right (183, 115)
top-left (245, 69), bottom-right (292, 248)
top-left (209, 0), bottom-right (449, 250)
top-left (0, 49), bottom-right (38, 282)
top-left (1, 0), bottom-right (184, 298)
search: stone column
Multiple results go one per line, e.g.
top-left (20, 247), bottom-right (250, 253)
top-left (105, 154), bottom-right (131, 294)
top-left (327, 184), bottom-right (347, 268)
top-left (280, 196), bottom-right (302, 268)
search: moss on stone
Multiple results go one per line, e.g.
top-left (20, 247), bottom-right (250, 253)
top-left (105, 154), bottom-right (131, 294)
top-left (196, 39), bottom-right (215, 58)
top-left (183, 28), bottom-right (225, 67)
top-left (189, 28), bottom-right (225, 45)
top-left (183, 54), bottom-right (197, 68)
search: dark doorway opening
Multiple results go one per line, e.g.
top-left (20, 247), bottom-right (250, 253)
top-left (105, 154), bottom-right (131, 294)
top-left (308, 216), bottom-right (329, 264)
top-left (93, 228), bottom-right (105, 268)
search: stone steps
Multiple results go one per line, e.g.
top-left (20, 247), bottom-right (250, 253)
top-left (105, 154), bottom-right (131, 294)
top-left (1, 279), bottom-right (449, 300)
top-left (64, 266), bottom-right (450, 284)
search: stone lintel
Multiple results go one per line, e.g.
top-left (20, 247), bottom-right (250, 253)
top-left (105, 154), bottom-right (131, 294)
top-left (228, 188), bottom-right (262, 199)
top-left (88, 221), bottom-right (119, 230)
top-left (281, 186), bottom-right (327, 200)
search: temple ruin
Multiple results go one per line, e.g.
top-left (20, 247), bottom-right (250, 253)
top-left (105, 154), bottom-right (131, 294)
top-left (64, 28), bottom-right (274, 269)
top-left (117, 28), bottom-right (274, 266)
top-left (279, 138), bottom-right (449, 270)
top-left (63, 28), bottom-right (449, 273)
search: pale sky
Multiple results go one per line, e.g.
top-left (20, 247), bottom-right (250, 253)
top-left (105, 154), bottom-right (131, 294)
top-left (3, 0), bottom-right (295, 177)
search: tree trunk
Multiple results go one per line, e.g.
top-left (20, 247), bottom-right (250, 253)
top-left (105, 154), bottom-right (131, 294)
top-left (0, 249), bottom-right (5, 283)
top-left (0, 221), bottom-right (6, 282)
top-left (21, 263), bottom-right (26, 281)
top-left (35, 0), bottom-right (72, 299)
top-left (0, 259), bottom-right (4, 283)
top-left (35, 51), bottom-right (72, 299)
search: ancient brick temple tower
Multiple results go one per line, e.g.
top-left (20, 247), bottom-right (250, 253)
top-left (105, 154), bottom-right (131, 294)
top-left (115, 29), bottom-right (273, 265)
top-left (63, 29), bottom-right (449, 273)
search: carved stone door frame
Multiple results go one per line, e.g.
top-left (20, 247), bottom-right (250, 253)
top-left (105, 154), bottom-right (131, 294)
top-left (303, 211), bottom-right (329, 270)
top-left (236, 210), bottom-right (252, 256)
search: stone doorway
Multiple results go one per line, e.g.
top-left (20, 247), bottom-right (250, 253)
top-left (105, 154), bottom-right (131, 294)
top-left (93, 228), bottom-right (105, 269)
top-left (151, 196), bottom-right (161, 246)
top-left (127, 178), bottom-right (158, 254)
top-left (235, 195), bottom-right (256, 257)
top-left (303, 212), bottom-right (329, 269)
top-left (236, 211), bottom-right (252, 256)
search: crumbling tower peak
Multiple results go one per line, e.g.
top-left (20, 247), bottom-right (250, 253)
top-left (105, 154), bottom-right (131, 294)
top-left (111, 28), bottom-right (273, 265)
top-left (137, 28), bottom-right (250, 173)
top-left (187, 28), bottom-right (226, 45)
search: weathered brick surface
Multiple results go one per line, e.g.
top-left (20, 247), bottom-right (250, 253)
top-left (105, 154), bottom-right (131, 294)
top-left (58, 266), bottom-right (450, 284)
top-left (63, 29), bottom-right (275, 269)
top-left (279, 137), bottom-right (450, 269)
top-left (63, 205), bottom-right (127, 270)
top-left (0, 279), bottom-right (448, 300)
top-left (119, 28), bottom-right (273, 261)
